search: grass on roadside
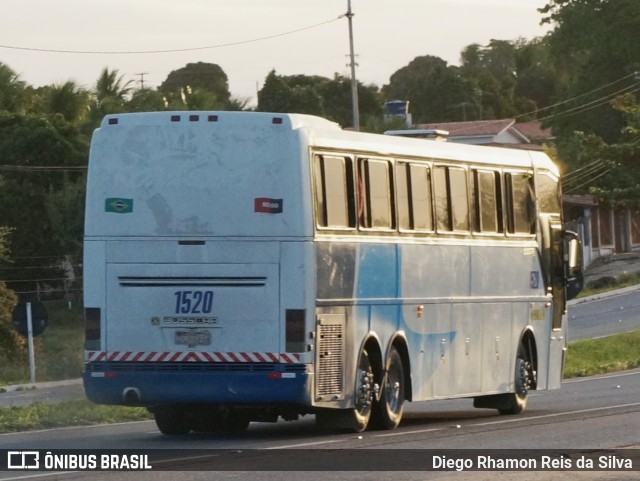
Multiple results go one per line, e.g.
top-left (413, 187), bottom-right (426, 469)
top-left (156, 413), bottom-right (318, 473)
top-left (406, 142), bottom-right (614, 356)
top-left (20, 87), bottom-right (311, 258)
top-left (577, 271), bottom-right (640, 298)
top-left (0, 400), bottom-right (151, 433)
top-left (564, 330), bottom-right (640, 378)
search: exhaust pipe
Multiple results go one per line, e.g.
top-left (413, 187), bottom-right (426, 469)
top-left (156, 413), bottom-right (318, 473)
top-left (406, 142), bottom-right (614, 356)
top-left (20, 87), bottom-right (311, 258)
top-left (123, 387), bottom-right (141, 404)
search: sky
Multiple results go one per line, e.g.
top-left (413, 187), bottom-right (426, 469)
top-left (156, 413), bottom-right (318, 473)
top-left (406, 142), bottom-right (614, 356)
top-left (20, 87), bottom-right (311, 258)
top-left (0, 0), bottom-right (552, 106)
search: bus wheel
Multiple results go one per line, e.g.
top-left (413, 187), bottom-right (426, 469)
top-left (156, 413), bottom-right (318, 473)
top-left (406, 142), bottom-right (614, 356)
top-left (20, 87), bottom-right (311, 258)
top-left (349, 348), bottom-right (376, 432)
top-left (314, 349), bottom-right (375, 432)
top-left (499, 344), bottom-right (532, 415)
top-left (153, 406), bottom-right (190, 435)
top-left (376, 347), bottom-right (405, 429)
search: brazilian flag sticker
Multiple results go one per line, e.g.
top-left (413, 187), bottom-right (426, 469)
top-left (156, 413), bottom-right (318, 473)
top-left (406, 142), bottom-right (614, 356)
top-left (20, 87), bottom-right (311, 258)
top-left (105, 198), bottom-right (134, 213)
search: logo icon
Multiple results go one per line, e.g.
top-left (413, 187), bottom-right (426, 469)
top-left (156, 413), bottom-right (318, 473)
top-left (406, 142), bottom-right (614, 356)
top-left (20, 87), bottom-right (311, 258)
top-left (8, 451), bottom-right (40, 470)
top-left (254, 198), bottom-right (283, 214)
top-left (105, 198), bottom-right (134, 213)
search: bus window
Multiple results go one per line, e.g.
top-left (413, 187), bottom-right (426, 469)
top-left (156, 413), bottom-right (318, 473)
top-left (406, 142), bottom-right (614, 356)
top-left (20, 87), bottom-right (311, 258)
top-left (314, 155), bottom-right (354, 229)
top-left (397, 162), bottom-right (433, 232)
top-left (434, 165), bottom-right (469, 233)
top-left (474, 170), bottom-right (501, 233)
top-left (536, 171), bottom-right (561, 214)
top-left (449, 167), bottom-right (469, 231)
top-left (396, 163), bottom-right (410, 230)
top-left (507, 172), bottom-right (535, 234)
top-left (411, 164), bottom-right (433, 231)
top-left (434, 166), bottom-right (450, 231)
top-left (360, 159), bottom-right (393, 230)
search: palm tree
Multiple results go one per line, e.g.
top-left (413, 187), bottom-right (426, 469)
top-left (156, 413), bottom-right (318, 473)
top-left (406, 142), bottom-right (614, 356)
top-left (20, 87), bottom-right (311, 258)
top-left (95, 67), bottom-right (133, 104)
top-left (0, 63), bottom-right (26, 113)
top-left (45, 81), bottom-right (89, 124)
top-left (89, 67), bottom-right (134, 126)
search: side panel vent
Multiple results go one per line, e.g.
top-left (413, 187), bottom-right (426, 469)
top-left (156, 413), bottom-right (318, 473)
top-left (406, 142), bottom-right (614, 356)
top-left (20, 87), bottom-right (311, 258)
top-left (315, 314), bottom-right (345, 399)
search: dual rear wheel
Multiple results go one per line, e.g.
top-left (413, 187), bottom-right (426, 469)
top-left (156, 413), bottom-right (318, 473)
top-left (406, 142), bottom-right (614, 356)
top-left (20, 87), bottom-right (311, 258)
top-left (316, 346), bottom-right (406, 433)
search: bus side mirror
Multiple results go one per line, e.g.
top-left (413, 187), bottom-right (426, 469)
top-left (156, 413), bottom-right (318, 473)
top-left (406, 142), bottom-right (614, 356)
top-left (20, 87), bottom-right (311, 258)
top-left (565, 231), bottom-right (584, 300)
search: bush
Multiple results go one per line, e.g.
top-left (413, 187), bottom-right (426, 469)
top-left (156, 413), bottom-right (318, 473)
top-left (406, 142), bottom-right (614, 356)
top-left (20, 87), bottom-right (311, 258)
top-left (0, 281), bottom-right (20, 357)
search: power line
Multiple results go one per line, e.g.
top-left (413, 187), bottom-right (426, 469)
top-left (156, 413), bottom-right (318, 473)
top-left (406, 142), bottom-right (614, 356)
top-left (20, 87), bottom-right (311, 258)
top-left (0, 16), bottom-right (343, 55)
top-left (535, 84), bottom-right (640, 124)
top-left (446, 72), bottom-right (640, 135)
top-left (564, 169), bottom-right (611, 194)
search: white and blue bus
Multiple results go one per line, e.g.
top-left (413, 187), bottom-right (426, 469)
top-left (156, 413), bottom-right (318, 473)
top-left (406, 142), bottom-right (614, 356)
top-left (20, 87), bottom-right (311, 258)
top-left (83, 111), bottom-right (583, 434)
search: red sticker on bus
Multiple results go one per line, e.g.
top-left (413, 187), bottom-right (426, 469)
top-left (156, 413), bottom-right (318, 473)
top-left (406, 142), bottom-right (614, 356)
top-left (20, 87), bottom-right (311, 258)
top-left (254, 198), bottom-right (283, 214)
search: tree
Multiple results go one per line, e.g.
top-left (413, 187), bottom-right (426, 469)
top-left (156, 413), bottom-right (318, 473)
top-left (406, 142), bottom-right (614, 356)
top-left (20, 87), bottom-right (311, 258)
top-left (384, 55), bottom-right (475, 123)
top-left (41, 81), bottom-right (90, 124)
top-left (126, 87), bottom-right (166, 112)
top-left (560, 93), bottom-right (640, 207)
top-left (0, 113), bottom-right (86, 295)
top-left (257, 70), bottom-right (324, 115)
top-left (319, 74), bottom-right (383, 129)
top-left (159, 62), bottom-right (230, 108)
top-left (0, 63), bottom-right (26, 114)
top-left (459, 39), bottom-right (555, 121)
top-left (540, 0), bottom-right (640, 141)
top-left (257, 71), bottom-right (382, 129)
top-left (0, 227), bottom-right (19, 358)
top-left (88, 67), bottom-right (134, 127)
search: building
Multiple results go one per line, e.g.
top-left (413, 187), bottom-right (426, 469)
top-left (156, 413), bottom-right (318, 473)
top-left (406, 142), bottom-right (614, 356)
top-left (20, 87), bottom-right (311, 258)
top-left (416, 118), bottom-right (554, 149)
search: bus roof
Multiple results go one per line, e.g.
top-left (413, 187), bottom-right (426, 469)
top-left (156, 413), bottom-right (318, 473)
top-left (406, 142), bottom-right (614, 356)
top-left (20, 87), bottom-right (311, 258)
top-left (99, 111), bottom-right (558, 175)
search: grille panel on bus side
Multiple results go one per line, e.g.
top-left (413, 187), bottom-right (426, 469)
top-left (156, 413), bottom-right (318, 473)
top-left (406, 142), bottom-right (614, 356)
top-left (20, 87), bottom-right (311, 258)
top-left (316, 315), bottom-right (345, 399)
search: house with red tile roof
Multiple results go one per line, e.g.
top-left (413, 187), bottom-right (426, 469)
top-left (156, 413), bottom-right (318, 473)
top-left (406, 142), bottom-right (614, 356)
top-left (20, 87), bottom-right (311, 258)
top-left (415, 118), bottom-right (554, 150)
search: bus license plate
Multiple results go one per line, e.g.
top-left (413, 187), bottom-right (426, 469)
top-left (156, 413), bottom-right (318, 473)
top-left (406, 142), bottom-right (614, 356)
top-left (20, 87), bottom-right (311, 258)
top-left (175, 330), bottom-right (211, 346)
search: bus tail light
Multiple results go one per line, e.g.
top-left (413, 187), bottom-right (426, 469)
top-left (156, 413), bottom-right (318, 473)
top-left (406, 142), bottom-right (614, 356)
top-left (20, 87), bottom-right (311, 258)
top-left (285, 309), bottom-right (305, 353)
top-left (84, 308), bottom-right (101, 351)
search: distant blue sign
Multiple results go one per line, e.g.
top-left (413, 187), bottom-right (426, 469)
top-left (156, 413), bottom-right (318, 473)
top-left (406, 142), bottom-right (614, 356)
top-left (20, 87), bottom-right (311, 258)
top-left (385, 100), bottom-right (409, 116)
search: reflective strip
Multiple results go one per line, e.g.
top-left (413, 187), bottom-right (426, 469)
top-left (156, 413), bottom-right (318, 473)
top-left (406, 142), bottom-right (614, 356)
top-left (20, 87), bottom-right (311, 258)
top-left (85, 351), bottom-right (301, 363)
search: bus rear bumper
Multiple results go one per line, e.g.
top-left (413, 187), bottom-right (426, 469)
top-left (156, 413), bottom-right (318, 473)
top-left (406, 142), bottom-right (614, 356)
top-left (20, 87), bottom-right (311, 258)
top-left (83, 362), bottom-right (311, 407)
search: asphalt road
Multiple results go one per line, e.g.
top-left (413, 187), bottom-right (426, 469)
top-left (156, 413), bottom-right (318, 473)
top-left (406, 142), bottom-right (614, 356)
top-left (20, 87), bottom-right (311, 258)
top-left (1, 369), bottom-right (639, 480)
top-left (568, 285), bottom-right (640, 341)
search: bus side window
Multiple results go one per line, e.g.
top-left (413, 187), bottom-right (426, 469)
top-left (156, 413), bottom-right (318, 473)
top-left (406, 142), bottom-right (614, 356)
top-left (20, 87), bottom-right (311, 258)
top-left (449, 167), bottom-right (469, 232)
top-left (434, 166), bottom-right (451, 231)
top-left (411, 164), bottom-right (433, 231)
top-left (434, 166), bottom-right (469, 233)
top-left (473, 170), bottom-right (501, 233)
top-left (506, 172), bottom-right (535, 234)
top-left (359, 158), bottom-right (393, 230)
top-left (397, 162), bottom-right (433, 232)
top-left (536, 171), bottom-right (561, 214)
top-left (314, 155), bottom-right (355, 229)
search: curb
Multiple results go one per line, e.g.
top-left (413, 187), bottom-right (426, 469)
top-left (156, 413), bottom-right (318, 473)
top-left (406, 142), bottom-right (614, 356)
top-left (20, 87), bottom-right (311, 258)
top-left (568, 284), bottom-right (640, 306)
top-left (0, 378), bottom-right (82, 394)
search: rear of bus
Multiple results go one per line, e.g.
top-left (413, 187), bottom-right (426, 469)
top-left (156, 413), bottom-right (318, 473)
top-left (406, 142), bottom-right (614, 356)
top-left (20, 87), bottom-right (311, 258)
top-left (83, 112), bottom-right (325, 430)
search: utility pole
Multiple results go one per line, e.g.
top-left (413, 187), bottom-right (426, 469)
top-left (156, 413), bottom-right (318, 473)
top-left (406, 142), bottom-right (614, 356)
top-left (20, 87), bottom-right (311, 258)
top-left (346, 0), bottom-right (360, 131)
top-left (136, 72), bottom-right (149, 89)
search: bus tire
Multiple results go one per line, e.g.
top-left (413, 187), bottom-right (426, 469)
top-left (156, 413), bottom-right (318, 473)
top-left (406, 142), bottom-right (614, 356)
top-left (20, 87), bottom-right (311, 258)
top-left (153, 406), bottom-right (190, 435)
top-left (376, 347), bottom-right (405, 430)
top-left (499, 344), bottom-right (532, 415)
top-left (316, 349), bottom-right (375, 432)
top-left (349, 348), bottom-right (375, 432)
